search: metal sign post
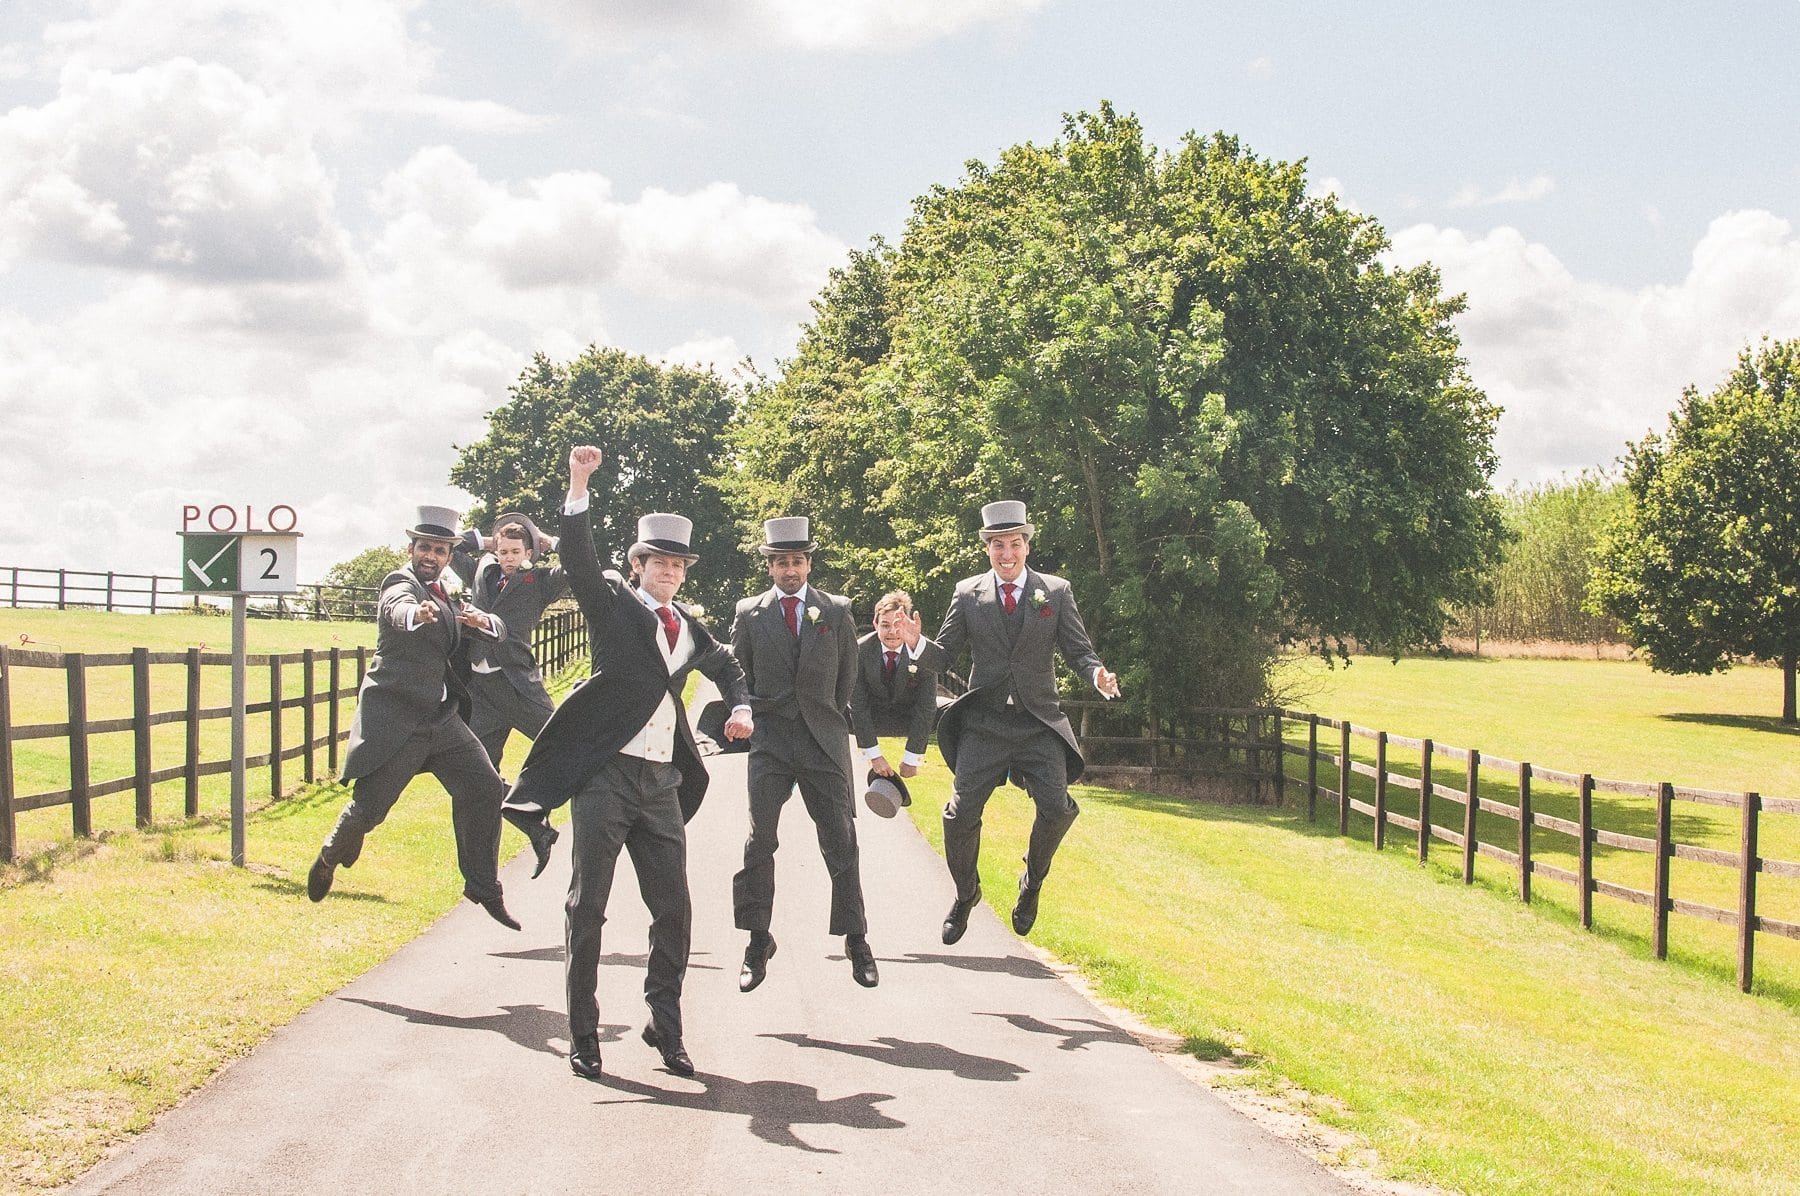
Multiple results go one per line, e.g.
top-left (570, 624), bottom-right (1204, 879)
top-left (179, 504), bottom-right (301, 867)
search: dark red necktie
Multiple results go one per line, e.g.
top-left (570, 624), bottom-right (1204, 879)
top-left (1001, 583), bottom-right (1017, 613)
top-left (780, 594), bottom-right (800, 638)
top-left (658, 605), bottom-right (679, 650)
top-left (429, 581), bottom-right (448, 604)
top-left (883, 649), bottom-right (898, 681)
top-left (496, 572), bottom-right (509, 596)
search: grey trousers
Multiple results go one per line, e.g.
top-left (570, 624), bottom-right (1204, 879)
top-left (467, 669), bottom-right (554, 771)
top-left (565, 755), bottom-right (690, 1041)
top-left (943, 704), bottom-right (1080, 902)
top-left (321, 710), bottom-right (505, 903)
top-left (734, 717), bottom-right (866, 936)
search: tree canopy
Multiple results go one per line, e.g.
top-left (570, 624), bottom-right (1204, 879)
top-left (451, 347), bottom-right (749, 616)
top-left (1589, 338), bottom-right (1800, 721)
top-left (727, 104), bottom-right (1504, 713)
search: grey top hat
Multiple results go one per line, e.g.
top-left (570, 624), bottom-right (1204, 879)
top-left (863, 769), bottom-right (911, 817)
top-left (490, 511), bottom-right (547, 555)
top-left (979, 500), bottom-right (1035, 542)
top-left (628, 512), bottom-right (700, 563)
top-left (758, 515), bottom-right (817, 556)
top-left (407, 504), bottom-right (461, 542)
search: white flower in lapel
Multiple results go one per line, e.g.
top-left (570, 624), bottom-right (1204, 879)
top-left (806, 605), bottom-right (821, 625)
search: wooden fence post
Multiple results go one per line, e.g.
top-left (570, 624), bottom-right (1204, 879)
top-left (1272, 709), bottom-right (1286, 805)
top-left (1462, 748), bottom-right (1480, 883)
top-left (1653, 781), bottom-right (1673, 959)
top-left (1518, 762), bottom-right (1533, 903)
top-left (1337, 720), bottom-right (1351, 836)
top-left (356, 646), bottom-right (368, 688)
top-left (302, 649), bottom-right (316, 784)
top-left (58, 568), bottom-right (67, 610)
top-left (132, 647), bottom-right (153, 828)
top-left (149, 574), bottom-right (160, 615)
top-left (66, 652), bottom-right (90, 837)
top-left (328, 648), bottom-right (341, 775)
top-left (1306, 714), bottom-right (1319, 822)
top-left (0, 646), bottom-right (15, 863)
top-left (269, 654), bottom-right (283, 798)
top-left (106, 571), bottom-right (116, 612)
top-left (1373, 730), bottom-right (1388, 850)
top-left (1418, 738), bottom-right (1433, 864)
top-left (1737, 791), bottom-right (1759, 994)
top-left (184, 648), bottom-right (201, 816)
top-left (1577, 773), bottom-right (1594, 929)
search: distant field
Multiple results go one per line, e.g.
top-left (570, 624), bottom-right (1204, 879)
top-left (1, 609), bottom-right (376, 864)
top-left (1276, 653), bottom-right (1800, 1002)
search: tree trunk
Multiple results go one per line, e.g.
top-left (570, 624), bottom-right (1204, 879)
top-left (1785, 649), bottom-right (1797, 724)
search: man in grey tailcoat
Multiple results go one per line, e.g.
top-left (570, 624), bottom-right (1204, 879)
top-left (449, 513), bottom-right (569, 776)
top-left (502, 446), bottom-right (752, 1079)
top-left (911, 501), bottom-right (1121, 944)
top-left (307, 506), bottom-right (519, 930)
top-left (731, 517), bottom-right (879, 991)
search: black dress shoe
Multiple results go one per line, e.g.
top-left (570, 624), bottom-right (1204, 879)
top-left (306, 852), bottom-right (335, 902)
top-left (942, 889), bottom-right (982, 945)
top-left (846, 935), bottom-right (879, 988)
top-left (1011, 873), bottom-right (1043, 936)
top-left (470, 892), bottom-right (522, 931)
top-left (503, 808), bottom-right (558, 879)
top-left (739, 932), bottom-right (776, 992)
top-left (641, 1021), bottom-right (695, 1077)
top-left (569, 1033), bottom-right (602, 1079)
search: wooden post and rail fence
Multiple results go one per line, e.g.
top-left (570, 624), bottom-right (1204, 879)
top-left (0, 563), bottom-right (380, 620)
top-left (0, 607), bottom-right (586, 864)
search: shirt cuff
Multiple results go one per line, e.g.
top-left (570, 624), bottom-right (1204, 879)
top-left (861, 744), bottom-right (884, 761)
top-left (563, 493), bottom-right (590, 515)
top-left (730, 704), bottom-right (751, 716)
top-left (404, 605), bottom-right (421, 631)
top-left (901, 751), bottom-right (924, 767)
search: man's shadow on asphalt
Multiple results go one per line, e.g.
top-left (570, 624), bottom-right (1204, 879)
top-left (589, 1070), bottom-right (904, 1154)
top-left (761, 1032), bottom-right (1027, 1082)
top-left (488, 947), bottom-right (722, 971)
top-left (338, 997), bottom-right (625, 1058)
top-left (977, 1012), bottom-right (1139, 1051)
top-left (891, 952), bottom-right (1057, 980)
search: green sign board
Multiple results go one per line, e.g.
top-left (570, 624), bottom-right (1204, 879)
top-left (182, 534), bottom-right (242, 592)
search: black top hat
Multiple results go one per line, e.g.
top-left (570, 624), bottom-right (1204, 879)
top-left (758, 516), bottom-right (817, 557)
top-left (407, 504), bottom-right (461, 542)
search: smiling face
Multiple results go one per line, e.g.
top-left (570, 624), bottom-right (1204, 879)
top-left (766, 550), bottom-right (811, 596)
top-left (985, 531), bottom-right (1030, 584)
top-left (409, 536), bottom-right (452, 582)
top-left (635, 551), bottom-right (689, 605)
top-left (494, 524), bottom-right (531, 575)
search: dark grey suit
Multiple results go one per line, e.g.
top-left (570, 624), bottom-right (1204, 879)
top-left (507, 506), bottom-right (748, 1043)
top-left (730, 585), bottom-right (866, 936)
top-left (850, 631), bottom-right (937, 759)
top-left (449, 544), bottom-right (569, 768)
top-left (323, 566), bottom-right (508, 903)
top-left (915, 569), bottom-right (1104, 901)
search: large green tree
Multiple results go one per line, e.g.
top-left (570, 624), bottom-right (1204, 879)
top-left (1589, 338), bottom-right (1800, 721)
top-left (452, 347), bottom-right (751, 616)
top-left (728, 105), bottom-right (1504, 716)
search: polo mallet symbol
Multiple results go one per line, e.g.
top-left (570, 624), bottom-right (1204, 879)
top-left (187, 539), bottom-right (236, 586)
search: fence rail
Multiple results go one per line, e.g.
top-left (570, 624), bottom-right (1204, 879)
top-left (1, 564), bottom-right (381, 620)
top-left (0, 606), bottom-right (586, 863)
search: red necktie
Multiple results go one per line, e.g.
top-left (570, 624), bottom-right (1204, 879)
top-left (883, 649), bottom-right (898, 681)
top-left (496, 572), bottom-right (509, 596)
top-left (657, 605), bottom-right (679, 651)
top-left (1001, 583), bottom-right (1017, 613)
top-left (429, 581), bottom-right (448, 604)
top-left (780, 594), bottom-right (800, 638)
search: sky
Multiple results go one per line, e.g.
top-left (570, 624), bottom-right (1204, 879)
top-left (3, 1), bottom-right (1799, 581)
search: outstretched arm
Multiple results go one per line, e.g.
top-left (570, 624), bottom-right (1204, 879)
top-left (556, 445), bottom-right (619, 625)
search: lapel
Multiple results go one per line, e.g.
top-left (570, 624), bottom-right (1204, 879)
top-left (1010, 570), bottom-right (1048, 659)
top-left (630, 587), bottom-right (674, 680)
top-left (975, 574), bottom-right (1007, 649)
top-left (759, 587), bottom-right (798, 655)
top-left (796, 589), bottom-right (824, 670)
top-left (408, 566), bottom-right (458, 652)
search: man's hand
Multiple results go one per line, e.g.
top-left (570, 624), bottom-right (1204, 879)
top-left (1095, 666), bottom-right (1121, 700)
top-left (724, 709), bottom-right (754, 740)
top-left (899, 762), bottom-right (919, 778)
top-left (869, 755), bottom-right (895, 778)
top-left (568, 445), bottom-right (602, 488)
top-left (412, 599), bottom-right (439, 627)
top-left (899, 610), bottom-right (925, 649)
top-left (536, 532), bottom-right (555, 556)
top-left (456, 604), bottom-right (493, 633)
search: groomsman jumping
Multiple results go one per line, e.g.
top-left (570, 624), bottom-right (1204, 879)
top-left (911, 501), bottom-right (1120, 943)
top-left (731, 517), bottom-right (879, 991)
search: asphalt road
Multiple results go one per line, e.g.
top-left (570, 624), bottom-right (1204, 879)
top-left (65, 749), bottom-right (1348, 1194)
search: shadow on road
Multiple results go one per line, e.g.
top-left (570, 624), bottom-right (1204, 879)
top-left (761, 1032), bottom-right (1027, 1081)
top-left (979, 1012), bottom-right (1138, 1051)
top-left (894, 951), bottom-right (1056, 979)
top-left (486, 947), bottom-right (722, 971)
top-left (337, 996), bottom-right (626, 1057)
top-left (588, 1070), bottom-right (904, 1154)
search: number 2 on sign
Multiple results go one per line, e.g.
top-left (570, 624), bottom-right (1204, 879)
top-left (260, 548), bottom-right (279, 580)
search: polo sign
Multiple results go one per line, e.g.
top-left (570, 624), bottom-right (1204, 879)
top-left (179, 505), bottom-right (302, 595)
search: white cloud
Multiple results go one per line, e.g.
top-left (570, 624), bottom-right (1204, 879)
top-left (1247, 55), bottom-right (1273, 78)
top-left (1390, 210), bottom-right (1800, 483)
top-left (0, 60), bottom-right (348, 280)
top-left (509, 0), bottom-right (1048, 51)
top-left (658, 334), bottom-right (745, 374)
top-left (1447, 174), bottom-right (1556, 209)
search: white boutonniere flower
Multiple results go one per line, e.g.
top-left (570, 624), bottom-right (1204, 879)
top-left (1029, 587), bottom-right (1049, 612)
top-left (806, 606), bottom-right (821, 624)
top-left (907, 663), bottom-right (918, 674)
